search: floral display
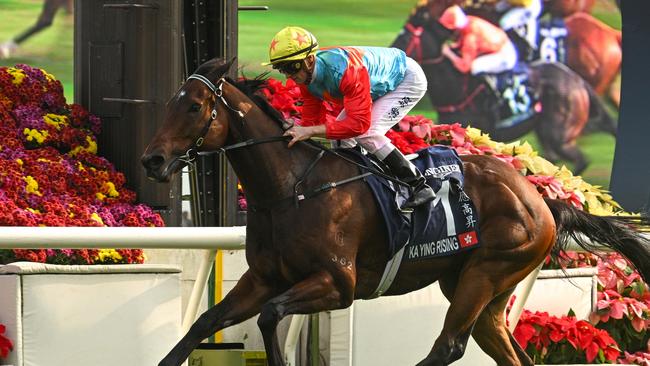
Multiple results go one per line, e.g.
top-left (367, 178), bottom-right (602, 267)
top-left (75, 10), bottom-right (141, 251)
top-left (514, 309), bottom-right (621, 364)
top-left (590, 254), bottom-right (650, 363)
top-left (0, 324), bottom-right (11, 360)
top-left (0, 64), bottom-right (164, 265)
top-left (260, 77), bottom-right (649, 364)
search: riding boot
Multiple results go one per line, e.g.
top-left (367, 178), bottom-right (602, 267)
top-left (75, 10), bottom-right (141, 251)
top-left (381, 149), bottom-right (436, 209)
top-left (505, 29), bottom-right (535, 62)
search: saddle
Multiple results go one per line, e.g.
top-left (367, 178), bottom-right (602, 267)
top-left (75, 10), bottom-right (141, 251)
top-left (339, 146), bottom-right (481, 261)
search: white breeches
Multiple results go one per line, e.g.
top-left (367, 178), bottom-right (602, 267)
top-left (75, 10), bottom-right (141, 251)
top-left (471, 41), bottom-right (518, 75)
top-left (334, 57), bottom-right (427, 154)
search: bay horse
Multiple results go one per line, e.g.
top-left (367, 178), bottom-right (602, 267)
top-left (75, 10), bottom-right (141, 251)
top-left (458, 0), bottom-right (622, 107)
top-left (543, 0), bottom-right (595, 18)
top-left (391, 5), bottom-right (615, 174)
top-left (141, 57), bottom-right (650, 366)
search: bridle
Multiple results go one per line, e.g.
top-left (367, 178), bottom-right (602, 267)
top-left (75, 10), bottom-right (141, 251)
top-left (177, 74), bottom-right (247, 164)
top-left (403, 21), bottom-right (445, 65)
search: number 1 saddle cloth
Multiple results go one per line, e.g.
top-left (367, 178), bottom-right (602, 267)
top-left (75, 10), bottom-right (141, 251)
top-left (340, 145), bottom-right (481, 261)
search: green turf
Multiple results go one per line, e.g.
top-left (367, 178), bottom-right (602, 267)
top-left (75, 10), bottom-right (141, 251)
top-left (0, 0), bottom-right (621, 188)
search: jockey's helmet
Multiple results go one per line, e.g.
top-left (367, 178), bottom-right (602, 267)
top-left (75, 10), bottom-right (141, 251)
top-left (263, 26), bottom-right (319, 67)
top-left (439, 5), bottom-right (469, 30)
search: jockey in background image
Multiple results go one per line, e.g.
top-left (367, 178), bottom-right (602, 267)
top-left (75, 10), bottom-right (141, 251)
top-left (264, 26), bottom-right (435, 209)
top-left (439, 5), bottom-right (518, 80)
top-left (496, 0), bottom-right (543, 60)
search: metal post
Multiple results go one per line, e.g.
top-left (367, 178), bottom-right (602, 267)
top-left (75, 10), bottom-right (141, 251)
top-left (309, 313), bottom-right (320, 366)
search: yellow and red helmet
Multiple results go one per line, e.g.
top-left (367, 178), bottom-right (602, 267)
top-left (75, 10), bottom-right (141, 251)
top-left (263, 26), bottom-right (319, 66)
top-left (439, 5), bottom-right (469, 30)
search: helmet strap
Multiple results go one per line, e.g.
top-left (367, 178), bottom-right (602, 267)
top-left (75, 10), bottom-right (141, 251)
top-left (303, 57), bottom-right (315, 85)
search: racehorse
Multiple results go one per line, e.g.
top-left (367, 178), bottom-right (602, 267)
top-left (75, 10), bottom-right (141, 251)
top-left (543, 0), bottom-right (595, 18)
top-left (141, 57), bottom-right (650, 366)
top-left (460, 0), bottom-right (622, 106)
top-left (391, 6), bottom-right (614, 174)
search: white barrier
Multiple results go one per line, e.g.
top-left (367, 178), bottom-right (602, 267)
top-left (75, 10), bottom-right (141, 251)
top-left (0, 226), bottom-right (246, 249)
top-left (0, 226), bottom-right (641, 365)
top-left (0, 226), bottom-right (246, 333)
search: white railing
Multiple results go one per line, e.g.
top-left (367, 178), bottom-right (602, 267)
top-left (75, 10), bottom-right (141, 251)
top-left (0, 226), bottom-right (246, 333)
top-left (0, 226), bottom-right (635, 364)
top-left (0, 226), bottom-right (246, 249)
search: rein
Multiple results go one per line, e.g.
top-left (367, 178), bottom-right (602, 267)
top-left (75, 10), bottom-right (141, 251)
top-left (177, 74), bottom-right (411, 212)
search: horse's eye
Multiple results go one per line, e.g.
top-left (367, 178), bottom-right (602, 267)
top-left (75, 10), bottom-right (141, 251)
top-left (189, 103), bottom-right (201, 112)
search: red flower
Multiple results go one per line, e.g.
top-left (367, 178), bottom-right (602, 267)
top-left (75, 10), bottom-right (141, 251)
top-left (0, 324), bottom-right (12, 359)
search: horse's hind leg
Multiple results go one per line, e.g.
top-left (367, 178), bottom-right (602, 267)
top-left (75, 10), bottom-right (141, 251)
top-left (257, 270), bottom-right (351, 366)
top-left (159, 270), bottom-right (274, 366)
top-left (472, 289), bottom-right (534, 366)
top-left (416, 258), bottom-right (538, 366)
top-left (415, 271), bottom-right (500, 366)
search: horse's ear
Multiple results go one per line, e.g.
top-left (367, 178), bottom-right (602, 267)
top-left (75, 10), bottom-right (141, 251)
top-left (224, 57), bottom-right (237, 75)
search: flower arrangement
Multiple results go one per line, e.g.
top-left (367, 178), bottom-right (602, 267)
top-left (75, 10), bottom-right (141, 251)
top-left (0, 324), bottom-right (11, 360)
top-left (514, 309), bottom-right (621, 364)
top-left (0, 64), bottom-right (164, 265)
top-left (590, 253), bottom-right (650, 362)
top-left (260, 77), bottom-right (650, 364)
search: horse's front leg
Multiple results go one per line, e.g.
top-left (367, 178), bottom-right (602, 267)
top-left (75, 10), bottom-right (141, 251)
top-left (159, 270), bottom-right (275, 366)
top-left (257, 270), bottom-right (352, 366)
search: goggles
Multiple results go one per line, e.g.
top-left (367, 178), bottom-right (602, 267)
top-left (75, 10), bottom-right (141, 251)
top-left (274, 60), bottom-right (303, 75)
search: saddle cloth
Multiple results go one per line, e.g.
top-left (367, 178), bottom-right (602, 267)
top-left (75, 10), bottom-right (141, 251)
top-left (493, 63), bottom-right (538, 129)
top-left (339, 145), bottom-right (481, 261)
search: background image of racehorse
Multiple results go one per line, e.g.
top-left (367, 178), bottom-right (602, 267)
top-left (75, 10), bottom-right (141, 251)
top-left (460, 0), bottom-right (623, 107)
top-left (391, 4), bottom-right (614, 174)
top-left (141, 57), bottom-right (650, 366)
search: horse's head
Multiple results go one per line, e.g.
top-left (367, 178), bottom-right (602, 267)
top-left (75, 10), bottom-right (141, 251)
top-left (391, 1), bottom-right (453, 64)
top-left (141, 58), bottom-right (239, 182)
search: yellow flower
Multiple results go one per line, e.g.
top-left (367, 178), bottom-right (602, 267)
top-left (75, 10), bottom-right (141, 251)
top-left (23, 176), bottom-right (43, 196)
top-left (15, 158), bottom-right (23, 166)
top-left (104, 182), bottom-right (119, 197)
top-left (42, 69), bottom-right (56, 82)
top-left (466, 126), bottom-right (497, 148)
top-left (90, 213), bottom-right (105, 225)
top-left (23, 128), bottom-right (49, 144)
top-left (96, 192), bottom-right (106, 201)
top-left (44, 114), bottom-right (69, 130)
top-left (95, 249), bottom-right (123, 263)
top-left (26, 208), bottom-right (41, 214)
top-left (7, 67), bottom-right (26, 84)
top-left (68, 136), bottom-right (98, 156)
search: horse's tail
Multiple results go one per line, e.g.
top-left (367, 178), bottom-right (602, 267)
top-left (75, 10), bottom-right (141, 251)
top-left (544, 198), bottom-right (650, 283)
top-left (586, 82), bottom-right (617, 135)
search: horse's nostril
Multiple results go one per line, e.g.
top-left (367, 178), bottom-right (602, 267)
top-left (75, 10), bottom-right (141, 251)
top-left (142, 154), bottom-right (165, 170)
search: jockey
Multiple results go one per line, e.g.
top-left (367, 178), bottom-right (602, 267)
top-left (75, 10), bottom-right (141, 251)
top-left (264, 26), bottom-right (435, 209)
top-left (495, 0), bottom-right (543, 59)
top-left (439, 6), bottom-right (518, 78)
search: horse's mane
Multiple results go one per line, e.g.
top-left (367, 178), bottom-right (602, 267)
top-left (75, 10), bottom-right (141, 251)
top-left (196, 58), bottom-right (287, 128)
top-left (229, 74), bottom-right (288, 128)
